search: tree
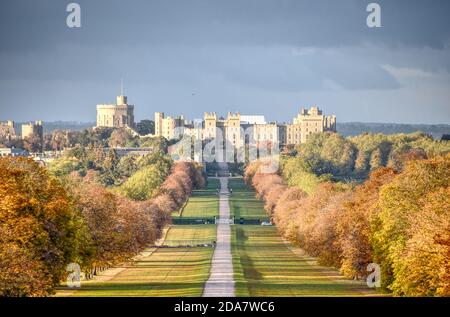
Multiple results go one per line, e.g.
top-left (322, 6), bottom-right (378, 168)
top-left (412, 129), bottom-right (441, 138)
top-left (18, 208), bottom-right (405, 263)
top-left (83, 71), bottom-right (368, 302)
top-left (119, 165), bottom-right (165, 201)
top-left (99, 149), bottom-right (120, 186)
top-left (0, 157), bottom-right (81, 296)
top-left (23, 134), bottom-right (43, 153)
top-left (392, 187), bottom-right (450, 296)
top-left (108, 128), bottom-right (133, 148)
top-left (117, 155), bottom-right (139, 179)
top-left (336, 168), bottom-right (397, 279)
top-left (372, 154), bottom-right (450, 294)
top-left (48, 156), bottom-right (83, 179)
top-left (136, 120), bottom-right (154, 136)
top-left (44, 130), bottom-right (78, 151)
top-left (369, 148), bottom-right (382, 170)
top-left (354, 150), bottom-right (368, 179)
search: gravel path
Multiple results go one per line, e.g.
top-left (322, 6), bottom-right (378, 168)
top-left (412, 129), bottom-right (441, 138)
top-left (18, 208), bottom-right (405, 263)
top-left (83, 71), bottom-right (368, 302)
top-left (203, 177), bottom-right (235, 297)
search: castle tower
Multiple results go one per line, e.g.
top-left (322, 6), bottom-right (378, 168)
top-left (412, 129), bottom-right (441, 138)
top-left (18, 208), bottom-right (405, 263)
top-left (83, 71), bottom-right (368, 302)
top-left (155, 112), bottom-right (164, 137)
top-left (203, 112), bottom-right (217, 140)
top-left (96, 95), bottom-right (135, 129)
top-left (117, 95), bottom-right (127, 105)
top-left (21, 120), bottom-right (43, 140)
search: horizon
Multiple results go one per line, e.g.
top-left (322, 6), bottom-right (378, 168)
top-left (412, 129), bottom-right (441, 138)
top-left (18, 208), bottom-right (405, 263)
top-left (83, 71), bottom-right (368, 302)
top-left (3, 117), bottom-right (450, 127)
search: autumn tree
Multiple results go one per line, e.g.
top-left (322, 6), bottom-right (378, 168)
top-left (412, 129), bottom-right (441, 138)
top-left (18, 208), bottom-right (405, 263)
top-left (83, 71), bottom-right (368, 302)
top-left (23, 134), bottom-right (43, 153)
top-left (336, 168), bottom-right (397, 279)
top-left (108, 128), bottom-right (135, 148)
top-left (372, 154), bottom-right (450, 295)
top-left (0, 158), bottom-right (81, 296)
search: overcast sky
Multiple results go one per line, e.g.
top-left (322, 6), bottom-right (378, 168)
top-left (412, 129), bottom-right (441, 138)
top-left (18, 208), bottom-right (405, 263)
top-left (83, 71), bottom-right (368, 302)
top-left (0, 0), bottom-right (450, 124)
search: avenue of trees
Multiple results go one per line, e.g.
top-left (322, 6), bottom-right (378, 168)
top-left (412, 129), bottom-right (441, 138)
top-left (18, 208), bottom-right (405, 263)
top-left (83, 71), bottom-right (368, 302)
top-left (0, 139), bottom-right (205, 296)
top-left (245, 132), bottom-right (450, 296)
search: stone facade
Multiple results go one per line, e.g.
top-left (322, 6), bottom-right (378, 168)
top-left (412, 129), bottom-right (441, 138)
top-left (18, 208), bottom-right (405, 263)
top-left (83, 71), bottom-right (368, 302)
top-left (21, 120), bottom-right (43, 140)
top-left (153, 106), bottom-right (335, 163)
top-left (154, 112), bottom-right (187, 140)
top-left (153, 106), bottom-right (335, 148)
top-left (0, 120), bottom-right (16, 140)
top-left (286, 107), bottom-right (336, 145)
top-left (96, 95), bottom-right (135, 128)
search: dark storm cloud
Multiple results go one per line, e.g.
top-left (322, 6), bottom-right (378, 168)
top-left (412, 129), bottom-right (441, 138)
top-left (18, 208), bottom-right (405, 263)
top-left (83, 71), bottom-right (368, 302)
top-left (0, 0), bottom-right (449, 123)
top-left (1, 0), bottom-right (450, 51)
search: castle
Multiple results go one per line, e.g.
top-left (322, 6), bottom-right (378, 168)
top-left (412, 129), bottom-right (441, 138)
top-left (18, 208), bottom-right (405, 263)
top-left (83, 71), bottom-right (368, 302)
top-left (154, 106), bottom-right (336, 147)
top-left (0, 120), bottom-right (44, 141)
top-left (95, 93), bottom-right (336, 162)
top-left (0, 120), bottom-right (16, 141)
top-left (96, 95), bottom-right (135, 129)
top-left (22, 120), bottom-right (44, 140)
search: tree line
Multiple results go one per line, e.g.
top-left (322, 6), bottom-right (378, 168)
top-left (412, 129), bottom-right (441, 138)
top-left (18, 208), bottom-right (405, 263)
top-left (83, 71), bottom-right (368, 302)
top-left (0, 124), bottom-right (159, 153)
top-left (245, 132), bottom-right (450, 296)
top-left (0, 154), bottom-right (205, 296)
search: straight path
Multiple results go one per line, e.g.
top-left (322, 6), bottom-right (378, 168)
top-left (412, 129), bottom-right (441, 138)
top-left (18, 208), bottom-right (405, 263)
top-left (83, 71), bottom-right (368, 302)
top-left (203, 176), bottom-right (235, 297)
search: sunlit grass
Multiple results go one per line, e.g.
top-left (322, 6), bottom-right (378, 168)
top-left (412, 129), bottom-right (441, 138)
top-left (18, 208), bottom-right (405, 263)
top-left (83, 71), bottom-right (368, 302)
top-left (228, 178), bottom-right (267, 219)
top-left (57, 225), bottom-right (216, 297)
top-left (172, 178), bottom-right (220, 218)
top-left (229, 180), bottom-right (377, 297)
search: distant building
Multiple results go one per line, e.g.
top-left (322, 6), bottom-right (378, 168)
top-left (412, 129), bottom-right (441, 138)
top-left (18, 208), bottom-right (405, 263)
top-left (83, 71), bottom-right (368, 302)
top-left (152, 105), bottom-right (336, 162)
top-left (203, 112), bottom-right (218, 140)
top-left (0, 147), bottom-right (29, 157)
top-left (252, 123), bottom-right (285, 146)
top-left (96, 95), bottom-right (135, 129)
top-left (22, 120), bottom-right (43, 140)
top-left (285, 107), bottom-right (336, 145)
top-left (0, 120), bottom-right (16, 140)
top-left (154, 112), bottom-right (188, 140)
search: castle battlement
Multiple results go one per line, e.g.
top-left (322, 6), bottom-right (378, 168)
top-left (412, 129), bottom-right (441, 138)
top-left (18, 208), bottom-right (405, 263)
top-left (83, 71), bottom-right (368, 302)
top-left (96, 95), bottom-right (135, 129)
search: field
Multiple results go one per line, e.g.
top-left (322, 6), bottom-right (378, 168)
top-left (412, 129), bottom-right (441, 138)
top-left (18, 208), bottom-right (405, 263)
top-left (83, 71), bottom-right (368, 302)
top-left (172, 178), bottom-right (220, 219)
top-left (57, 225), bottom-right (216, 297)
top-left (228, 178), bottom-right (268, 220)
top-left (56, 179), bottom-right (220, 297)
top-left (56, 177), bottom-right (376, 297)
top-left (229, 178), bottom-right (375, 297)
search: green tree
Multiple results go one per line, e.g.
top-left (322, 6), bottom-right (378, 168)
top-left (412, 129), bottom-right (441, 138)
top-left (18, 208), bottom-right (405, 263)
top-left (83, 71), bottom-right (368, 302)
top-left (99, 149), bottom-right (120, 186)
top-left (119, 165), bottom-right (165, 200)
top-left (136, 120), bottom-right (154, 136)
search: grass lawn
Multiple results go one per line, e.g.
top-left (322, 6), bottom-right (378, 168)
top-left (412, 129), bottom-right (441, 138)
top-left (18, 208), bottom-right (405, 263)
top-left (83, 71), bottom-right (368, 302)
top-left (228, 178), bottom-right (268, 220)
top-left (172, 178), bottom-right (219, 219)
top-left (232, 226), bottom-right (374, 296)
top-left (58, 225), bottom-right (216, 297)
top-left (230, 179), bottom-right (376, 297)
